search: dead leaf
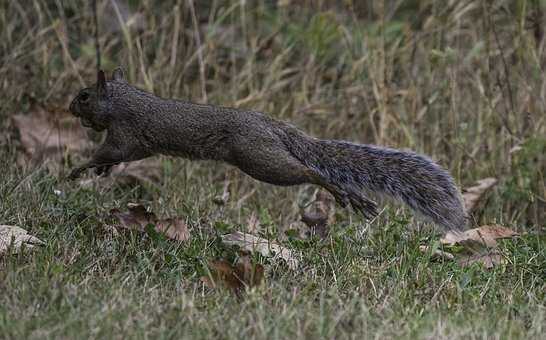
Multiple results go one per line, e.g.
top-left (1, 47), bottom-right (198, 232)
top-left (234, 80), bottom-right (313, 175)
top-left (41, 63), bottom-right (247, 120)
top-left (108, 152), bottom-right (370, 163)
top-left (419, 245), bottom-right (455, 261)
top-left (201, 256), bottom-right (264, 295)
top-left (420, 224), bottom-right (518, 269)
top-left (432, 224), bottom-right (518, 269)
top-left (78, 158), bottom-right (163, 187)
top-left (221, 231), bottom-right (300, 270)
top-left (109, 204), bottom-right (190, 241)
top-left (0, 225), bottom-right (44, 255)
top-left (301, 189), bottom-right (335, 238)
top-left (457, 251), bottom-right (505, 269)
top-left (462, 178), bottom-right (498, 212)
top-left (441, 224), bottom-right (519, 248)
top-left (110, 158), bottom-right (163, 185)
top-left (13, 105), bottom-right (91, 171)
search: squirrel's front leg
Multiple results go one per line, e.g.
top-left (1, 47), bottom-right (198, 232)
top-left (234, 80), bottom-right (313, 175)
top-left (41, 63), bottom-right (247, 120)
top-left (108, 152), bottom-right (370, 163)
top-left (68, 143), bottom-right (124, 180)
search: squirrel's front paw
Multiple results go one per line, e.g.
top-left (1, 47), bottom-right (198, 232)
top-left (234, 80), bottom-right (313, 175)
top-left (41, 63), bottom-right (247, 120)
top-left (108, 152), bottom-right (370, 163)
top-left (95, 165), bottom-right (113, 177)
top-left (68, 167), bottom-right (85, 180)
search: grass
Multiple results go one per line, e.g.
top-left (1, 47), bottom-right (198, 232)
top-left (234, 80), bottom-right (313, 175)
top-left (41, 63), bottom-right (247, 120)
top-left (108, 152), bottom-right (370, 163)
top-left (1, 1), bottom-right (545, 339)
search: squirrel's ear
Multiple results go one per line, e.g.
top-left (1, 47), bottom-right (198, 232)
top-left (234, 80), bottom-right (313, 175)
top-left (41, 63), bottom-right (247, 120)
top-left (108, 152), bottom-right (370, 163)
top-left (97, 70), bottom-right (108, 97)
top-left (112, 67), bottom-right (126, 83)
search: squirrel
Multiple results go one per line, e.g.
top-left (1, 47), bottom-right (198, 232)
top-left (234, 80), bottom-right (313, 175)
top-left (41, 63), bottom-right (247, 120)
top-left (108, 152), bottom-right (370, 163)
top-left (68, 68), bottom-right (467, 231)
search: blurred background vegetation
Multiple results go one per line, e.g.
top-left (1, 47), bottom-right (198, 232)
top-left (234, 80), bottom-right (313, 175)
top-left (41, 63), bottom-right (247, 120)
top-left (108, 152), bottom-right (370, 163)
top-left (1, 0), bottom-right (544, 228)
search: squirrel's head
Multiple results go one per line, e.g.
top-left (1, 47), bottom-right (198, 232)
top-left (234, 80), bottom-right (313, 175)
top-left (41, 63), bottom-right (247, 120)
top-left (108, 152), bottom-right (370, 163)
top-left (69, 67), bottom-right (126, 131)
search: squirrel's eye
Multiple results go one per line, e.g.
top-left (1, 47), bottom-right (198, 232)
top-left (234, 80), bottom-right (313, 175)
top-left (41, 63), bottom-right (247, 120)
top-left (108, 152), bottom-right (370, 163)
top-left (80, 92), bottom-right (90, 102)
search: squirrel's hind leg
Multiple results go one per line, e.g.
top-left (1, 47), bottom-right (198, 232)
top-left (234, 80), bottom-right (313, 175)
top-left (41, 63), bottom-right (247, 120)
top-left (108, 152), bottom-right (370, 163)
top-left (230, 142), bottom-right (378, 219)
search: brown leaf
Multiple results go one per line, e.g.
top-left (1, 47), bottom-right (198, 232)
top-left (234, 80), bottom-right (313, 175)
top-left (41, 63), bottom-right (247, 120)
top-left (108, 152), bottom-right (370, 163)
top-left (457, 251), bottom-right (505, 269)
top-left (201, 256), bottom-right (264, 295)
top-left (421, 225), bottom-right (518, 269)
top-left (13, 105), bottom-right (91, 171)
top-left (109, 204), bottom-right (190, 242)
top-left (221, 231), bottom-right (300, 270)
top-left (441, 224), bottom-right (519, 248)
top-left (462, 178), bottom-right (498, 212)
top-left (201, 260), bottom-right (240, 290)
top-left (154, 218), bottom-right (190, 242)
top-left (78, 158), bottom-right (164, 187)
top-left (301, 189), bottom-right (335, 238)
top-left (0, 225), bottom-right (44, 255)
top-left (111, 158), bottom-right (163, 185)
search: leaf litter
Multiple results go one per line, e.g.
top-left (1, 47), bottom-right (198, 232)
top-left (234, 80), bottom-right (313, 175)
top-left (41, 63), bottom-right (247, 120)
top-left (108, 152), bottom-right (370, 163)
top-left (108, 203), bottom-right (190, 242)
top-left (78, 158), bottom-right (163, 187)
top-left (13, 104), bottom-right (91, 171)
top-left (441, 224), bottom-right (519, 248)
top-left (221, 231), bottom-right (300, 270)
top-left (0, 225), bottom-right (44, 255)
top-left (421, 225), bottom-right (520, 269)
top-left (201, 256), bottom-right (264, 296)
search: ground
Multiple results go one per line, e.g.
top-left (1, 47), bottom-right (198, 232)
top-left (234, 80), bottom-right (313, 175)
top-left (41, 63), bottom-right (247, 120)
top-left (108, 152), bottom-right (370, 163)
top-left (0, 1), bottom-right (545, 339)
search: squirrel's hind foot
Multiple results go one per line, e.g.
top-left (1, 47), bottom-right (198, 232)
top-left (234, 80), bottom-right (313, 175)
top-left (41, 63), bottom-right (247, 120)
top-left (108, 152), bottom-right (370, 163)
top-left (347, 192), bottom-right (378, 220)
top-left (321, 184), bottom-right (378, 220)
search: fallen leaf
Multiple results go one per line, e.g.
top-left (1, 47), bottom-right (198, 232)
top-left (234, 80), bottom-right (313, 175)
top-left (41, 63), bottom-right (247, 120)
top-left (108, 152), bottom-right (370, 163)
top-left (441, 224), bottom-right (519, 248)
top-left (301, 189), bottom-right (335, 238)
top-left (457, 251), bottom-right (505, 269)
top-left (110, 158), bottom-right (163, 185)
top-left (78, 158), bottom-right (163, 187)
top-left (221, 231), bottom-right (300, 270)
top-left (0, 225), bottom-right (44, 255)
top-left (201, 260), bottom-right (241, 291)
top-left (13, 105), bottom-right (91, 171)
top-left (419, 245), bottom-right (455, 261)
top-left (109, 204), bottom-right (190, 241)
top-left (430, 224), bottom-right (518, 269)
top-left (201, 256), bottom-right (264, 295)
top-left (462, 178), bottom-right (498, 212)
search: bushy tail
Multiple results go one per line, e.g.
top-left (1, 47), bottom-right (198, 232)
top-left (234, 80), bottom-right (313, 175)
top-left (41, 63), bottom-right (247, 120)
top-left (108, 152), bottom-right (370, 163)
top-left (288, 136), bottom-right (467, 231)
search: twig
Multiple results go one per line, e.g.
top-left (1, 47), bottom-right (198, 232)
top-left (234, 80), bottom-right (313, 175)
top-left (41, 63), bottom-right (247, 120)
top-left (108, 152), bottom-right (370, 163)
top-left (54, 23), bottom-right (85, 87)
top-left (170, 0), bottom-right (182, 70)
top-left (92, 0), bottom-right (101, 72)
top-left (483, 2), bottom-right (515, 137)
top-left (188, 0), bottom-right (208, 102)
top-left (489, 6), bottom-right (517, 137)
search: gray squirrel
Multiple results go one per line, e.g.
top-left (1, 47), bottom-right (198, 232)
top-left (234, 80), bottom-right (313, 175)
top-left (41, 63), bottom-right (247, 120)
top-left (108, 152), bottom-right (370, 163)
top-left (68, 68), bottom-right (467, 231)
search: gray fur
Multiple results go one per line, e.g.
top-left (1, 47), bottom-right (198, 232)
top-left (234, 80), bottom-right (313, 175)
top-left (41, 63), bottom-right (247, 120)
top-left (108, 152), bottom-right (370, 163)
top-left (68, 69), bottom-right (467, 231)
